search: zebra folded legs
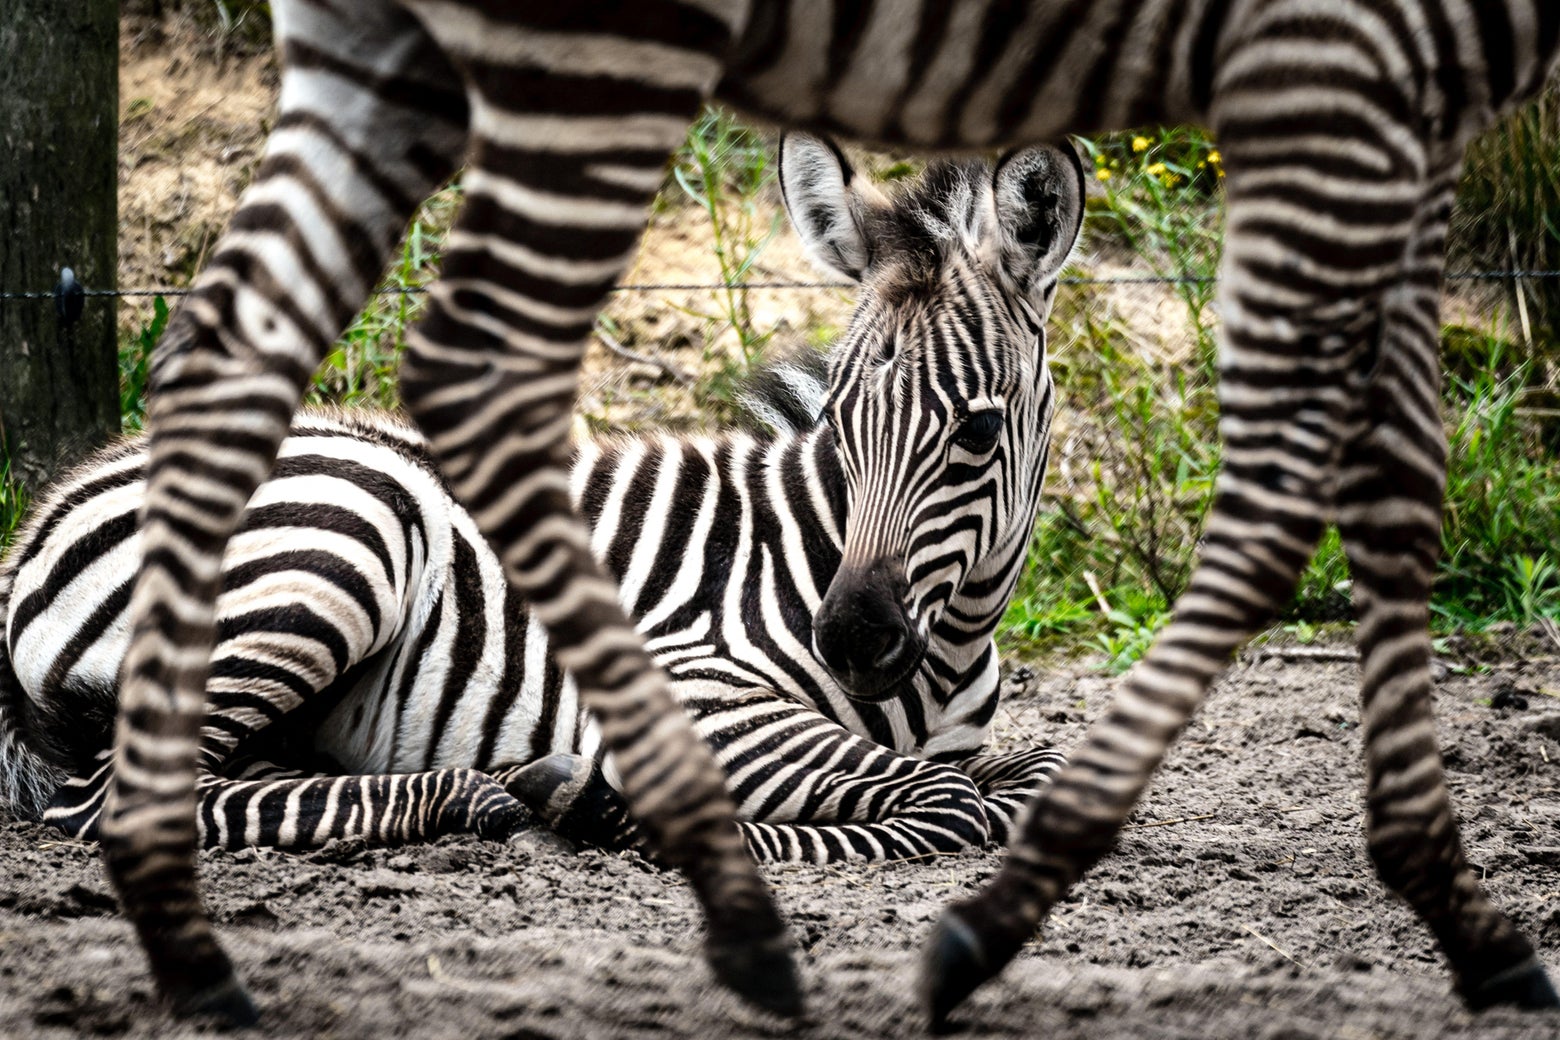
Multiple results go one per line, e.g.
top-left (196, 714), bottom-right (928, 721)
top-left (389, 4), bottom-right (796, 1017)
top-left (925, 126), bottom-right (1557, 1021)
top-left (516, 681), bottom-right (1067, 862)
top-left (100, 2), bottom-right (470, 1023)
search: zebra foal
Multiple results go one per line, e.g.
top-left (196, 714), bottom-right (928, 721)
top-left (104, 0), bottom-right (1560, 1027)
top-left (4, 134), bottom-right (1081, 1014)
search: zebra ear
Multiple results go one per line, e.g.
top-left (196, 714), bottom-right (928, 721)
top-left (779, 133), bottom-right (888, 283)
top-left (991, 139), bottom-right (1086, 306)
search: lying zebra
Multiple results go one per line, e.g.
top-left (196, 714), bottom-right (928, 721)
top-left (0, 138), bottom-right (1082, 866)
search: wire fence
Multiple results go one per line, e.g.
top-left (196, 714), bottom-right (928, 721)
top-left (5, 268), bottom-right (1560, 302)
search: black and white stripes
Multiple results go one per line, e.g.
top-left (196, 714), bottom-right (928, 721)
top-left (91, 0), bottom-right (1560, 1025)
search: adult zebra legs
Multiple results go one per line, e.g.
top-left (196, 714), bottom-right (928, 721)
top-left (927, 126), bottom-right (1555, 1021)
top-left (101, 3), bottom-right (470, 1022)
top-left (1335, 160), bottom-right (1527, 1006)
top-left (391, 7), bottom-right (793, 1014)
top-left (102, 0), bottom-right (793, 1023)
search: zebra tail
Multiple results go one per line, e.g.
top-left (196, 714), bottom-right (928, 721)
top-left (737, 346), bottom-right (831, 436)
top-left (0, 556), bottom-right (66, 820)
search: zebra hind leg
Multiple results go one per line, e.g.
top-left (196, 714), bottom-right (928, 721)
top-left (99, 1), bottom-right (468, 1024)
top-left (1343, 423), bottom-right (1558, 1009)
top-left (921, 131), bottom-right (1428, 1026)
top-left (1336, 163), bottom-right (1557, 1010)
top-left (391, 4), bottom-right (799, 1016)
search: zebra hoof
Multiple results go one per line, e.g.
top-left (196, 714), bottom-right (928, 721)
top-left (506, 753), bottom-right (592, 822)
top-left (1466, 958), bottom-right (1560, 1011)
top-left (168, 975), bottom-right (260, 1027)
top-left (922, 909), bottom-right (998, 1032)
top-left (706, 932), bottom-right (804, 1018)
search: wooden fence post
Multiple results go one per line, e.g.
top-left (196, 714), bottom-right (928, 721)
top-left (0, 0), bottom-right (120, 491)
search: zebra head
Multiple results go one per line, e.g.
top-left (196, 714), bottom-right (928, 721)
top-left (779, 134), bottom-right (1084, 702)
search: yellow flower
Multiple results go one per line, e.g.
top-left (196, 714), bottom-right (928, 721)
top-left (1207, 149), bottom-right (1222, 165)
top-left (1131, 136), bottom-right (1150, 153)
top-left (1146, 162), bottom-right (1167, 177)
top-left (1096, 168), bottom-right (1112, 180)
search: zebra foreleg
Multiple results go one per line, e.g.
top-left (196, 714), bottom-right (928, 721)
top-left (387, 6), bottom-right (798, 1015)
top-left (950, 748), bottom-right (1068, 846)
top-left (101, 1), bottom-right (469, 1022)
top-left (1336, 161), bottom-right (1558, 1010)
top-left (51, 754), bottom-right (532, 848)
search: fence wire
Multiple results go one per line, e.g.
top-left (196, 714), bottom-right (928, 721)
top-left (4, 268), bottom-right (1560, 302)
top-left (2, 261), bottom-right (1557, 643)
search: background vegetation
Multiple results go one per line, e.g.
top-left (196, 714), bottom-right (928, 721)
top-left (6, 17), bottom-right (1559, 668)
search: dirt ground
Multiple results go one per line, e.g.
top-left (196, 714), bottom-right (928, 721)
top-left (1, 645), bottom-right (1557, 1040)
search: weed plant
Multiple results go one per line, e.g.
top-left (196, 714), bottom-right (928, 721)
top-left (0, 454), bottom-right (26, 549)
top-left (668, 107), bottom-right (784, 419)
top-left (1451, 81), bottom-right (1560, 338)
top-left (1437, 332), bottom-right (1560, 627)
top-left (1002, 129), bottom-right (1560, 667)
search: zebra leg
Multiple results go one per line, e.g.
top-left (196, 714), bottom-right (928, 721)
top-left (1336, 164), bottom-right (1558, 1010)
top-left (922, 123), bottom-right (1432, 1025)
top-left (100, 2), bottom-right (468, 1023)
top-left (511, 683), bottom-right (1009, 863)
top-left (50, 755), bottom-right (531, 848)
top-left (951, 748), bottom-right (1068, 846)
top-left (496, 755), bottom-right (644, 852)
top-left (389, 5), bottom-right (798, 1016)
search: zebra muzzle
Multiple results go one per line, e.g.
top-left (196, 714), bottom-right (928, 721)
top-left (813, 559), bottom-right (927, 701)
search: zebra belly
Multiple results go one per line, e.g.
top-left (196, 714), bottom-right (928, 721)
top-left (306, 547), bottom-right (600, 777)
top-left (718, 0), bottom-right (1188, 147)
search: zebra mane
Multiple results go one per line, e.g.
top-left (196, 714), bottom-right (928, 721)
top-left (736, 347), bottom-right (832, 437)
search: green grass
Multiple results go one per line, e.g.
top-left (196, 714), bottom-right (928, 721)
top-left (1435, 331), bottom-right (1560, 628)
top-left (0, 456), bottom-right (27, 549)
top-left (1000, 126), bottom-right (1560, 667)
top-left (1452, 81), bottom-right (1560, 336)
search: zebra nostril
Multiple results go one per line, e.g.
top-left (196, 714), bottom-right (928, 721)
top-left (813, 613), bottom-right (853, 672)
top-left (871, 627), bottom-right (907, 671)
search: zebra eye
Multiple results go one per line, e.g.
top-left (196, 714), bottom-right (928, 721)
top-left (953, 411), bottom-right (1003, 454)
